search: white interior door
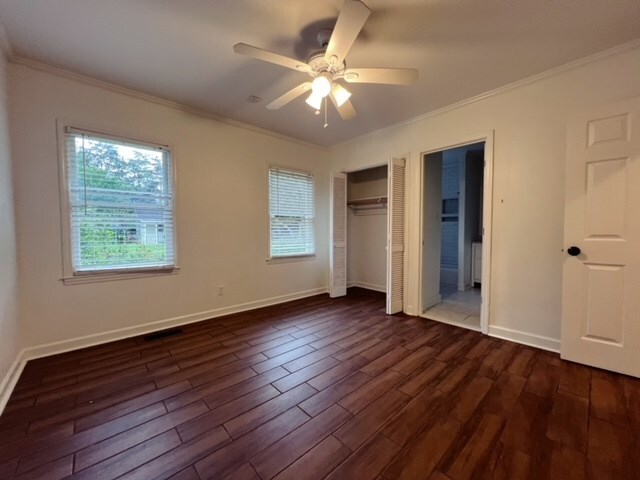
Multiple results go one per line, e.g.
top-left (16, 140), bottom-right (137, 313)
top-left (386, 157), bottom-right (406, 314)
top-left (562, 97), bottom-right (640, 377)
top-left (330, 172), bottom-right (347, 298)
top-left (421, 152), bottom-right (443, 311)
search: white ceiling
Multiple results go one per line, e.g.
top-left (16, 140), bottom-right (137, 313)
top-left (0, 0), bottom-right (639, 147)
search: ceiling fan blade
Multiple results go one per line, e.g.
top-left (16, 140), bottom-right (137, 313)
top-left (324, 0), bottom-right (371, 67)
top-left (266, 82), bottom-right (312, 110)
top-left (330, 93), bottom-right (357, 120)
top-left (233, 43), bottom-right (312, 73)
top-left (343, 68), bottom-right (418, 85)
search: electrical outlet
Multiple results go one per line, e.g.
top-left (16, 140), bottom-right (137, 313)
top-left (217, 285), bottom-right (224, 296)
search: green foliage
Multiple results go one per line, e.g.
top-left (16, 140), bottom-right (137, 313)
top-left (79, 241), bottom-right (165, 267)
top-left (73, 139), bottom-right (168, 268)
top-left (77, 141), bottom-right (164, 193)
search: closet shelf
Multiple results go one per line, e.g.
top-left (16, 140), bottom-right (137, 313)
top-left (347, 196), bottom-right (388, 211)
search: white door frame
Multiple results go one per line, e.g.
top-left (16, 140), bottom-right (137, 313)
top-left (417, 131), bottom-right (495, 334)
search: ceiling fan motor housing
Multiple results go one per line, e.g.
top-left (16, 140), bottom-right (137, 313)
top-left (307, 50), bottom-right (345, 76)
top-left (316, 29), bottom-right (333, 49)
top-left (307, 29), bottom-right (346, 76)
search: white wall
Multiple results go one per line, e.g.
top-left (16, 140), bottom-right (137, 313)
top-left (0, 49), bottom-right (21, 395)
top-left (9, 62), bottom-right (330, 348)
top-left (347, 211), bottom-right (387, 291)
top-left (331, 46), bottom-right (640, 349)
top-left (347, 167), bottom-right (387, 199)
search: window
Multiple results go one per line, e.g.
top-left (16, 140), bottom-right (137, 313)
top-left (269, 167), bottom-right (315, 258)
top-left (63, 127), bottom-right (175, 275)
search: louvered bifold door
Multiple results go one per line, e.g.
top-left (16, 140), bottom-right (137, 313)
top-left (386, 158), bottom-right (406, 314)
top-left (330, 172), bottom-right (348, 298)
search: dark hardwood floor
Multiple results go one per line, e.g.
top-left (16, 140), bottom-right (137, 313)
top-left (1, 288), bottom-right (638, 480)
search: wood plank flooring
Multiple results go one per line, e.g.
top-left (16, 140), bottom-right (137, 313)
top-left (1, 288), bottom-right (638, 480)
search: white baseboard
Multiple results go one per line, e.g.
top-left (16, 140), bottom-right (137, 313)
top-left (488, 325), bottom-right (561, 353)
top-left (0, 286), bottom-right (328, 415)
top-left (348, 281), bottom-right (386, 293)
top-left (0, 351), bottom-right (27, 416)
top-left (24, 287), bottom-right (329, 361)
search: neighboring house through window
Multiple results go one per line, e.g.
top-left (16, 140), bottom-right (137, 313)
top-left (268, 167), bottom-right (315, 258)
top-left (61, 127), bottom-right (176, 277)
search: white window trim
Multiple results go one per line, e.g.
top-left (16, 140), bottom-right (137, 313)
top-left (266, 165), bottom-right (317, 262)
top-left (56, 120), bottom-right (180, 285)
top-left (266, 254), bottom-right (316, 265)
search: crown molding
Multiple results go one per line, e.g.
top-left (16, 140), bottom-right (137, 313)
top-left (9, 36), bottom-right (640, 152)
top-left (9, 56), bottom-right (328, 152)
top-left (332, 38), bottom-right (640, 150)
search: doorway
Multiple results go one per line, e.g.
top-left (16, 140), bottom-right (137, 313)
top-left (420, 140), bottom-right (491, 332)
top-left (330, 157), bottom-right (406, 314)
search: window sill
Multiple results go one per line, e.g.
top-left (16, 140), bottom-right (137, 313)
top-left (61, 267), bottom-right (180, 285)
top-left (266, 254), bottom-right (316, 265)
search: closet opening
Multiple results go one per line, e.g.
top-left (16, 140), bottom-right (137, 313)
top-left (421, 141), bottom-right (488, 332)
top-left (346, 165), bottom-right (388, 295)
top-left (330, 158), bottom-right (405, 313)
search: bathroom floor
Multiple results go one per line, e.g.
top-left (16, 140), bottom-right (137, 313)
top-left (422, 285), bottom-right (481, 331)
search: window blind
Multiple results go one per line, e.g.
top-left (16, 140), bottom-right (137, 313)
top-left (269, 168), bottom-right (315, 257)
top-left (64, 128), bottom-right (175, 273)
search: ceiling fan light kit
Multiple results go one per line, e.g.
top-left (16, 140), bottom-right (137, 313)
top-left (311, 73), bottom-right (332, 98)
top-left (233, 0), bottom-right (418, 126)
top-left (305, 91), bottom-right (323, 111)
top-left (332, 83), bottom-right (352, 107)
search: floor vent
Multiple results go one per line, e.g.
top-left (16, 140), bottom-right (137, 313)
top-left (143, 328), bottom-right (183, 342)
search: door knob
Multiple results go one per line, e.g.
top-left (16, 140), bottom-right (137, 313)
top-left (567, 246), bottom-right (581, 256)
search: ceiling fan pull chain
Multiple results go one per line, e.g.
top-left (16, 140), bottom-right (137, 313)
top-left (324, 97), bottom-right (329, 128)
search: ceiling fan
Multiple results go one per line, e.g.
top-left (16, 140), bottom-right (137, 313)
top-left (233, 0), bottom-right (418, 123)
